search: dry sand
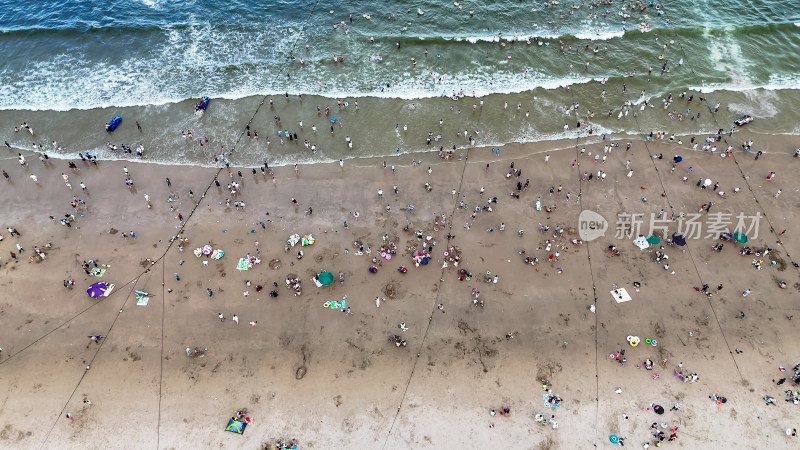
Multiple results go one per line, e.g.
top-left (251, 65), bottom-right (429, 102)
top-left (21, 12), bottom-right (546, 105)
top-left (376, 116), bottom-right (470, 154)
top-left (0, 136), bottom-right (799, 449)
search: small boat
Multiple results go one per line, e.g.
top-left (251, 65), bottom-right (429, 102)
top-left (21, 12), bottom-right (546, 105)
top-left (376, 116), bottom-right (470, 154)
top-left (105, 116), bottom-right (122, 132)
top-left (734, 115), bottom-right (753, 126)
top-left (195, 96), bottom-right (210, 111)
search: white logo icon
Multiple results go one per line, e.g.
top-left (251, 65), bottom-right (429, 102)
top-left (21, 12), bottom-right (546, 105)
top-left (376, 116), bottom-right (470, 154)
top-left (578, 210), bottom-right (608, 241)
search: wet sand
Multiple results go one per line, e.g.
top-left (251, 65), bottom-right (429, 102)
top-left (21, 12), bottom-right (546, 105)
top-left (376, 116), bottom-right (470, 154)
top-left (3, 83), bottom-right (800, 169)
top-left (0, 135), bottom-right (799, 449)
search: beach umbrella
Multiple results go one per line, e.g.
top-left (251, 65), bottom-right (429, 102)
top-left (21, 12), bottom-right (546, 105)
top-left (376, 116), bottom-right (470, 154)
top-left (86, 282), bottom-right (108, 298)
top-left (317, 271), bottom-right (334, 286)
top-left (330, 117), bottom-right (336, 123)
top-left (673, 155), bottom-right (682, 163)
top-left (733, 232), bottom-right (747, 243)
top-left (609, 435), bottom-right (619, 444)
top-left (673, 234), bottom-right (686, 246)
top-left (653, 405), bottom-right (665, 415)
top-left (646, 235), bottom-right (660, 245)
top-left (704, 179), bottom-right (712, 187)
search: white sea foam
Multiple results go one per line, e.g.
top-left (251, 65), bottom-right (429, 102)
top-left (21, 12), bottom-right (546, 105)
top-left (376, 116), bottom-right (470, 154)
top-left (136, 0), bottom-right (164, 8)
top-left (5, 52), bottom-right (797, 113)
top-left (434, 28), bottom-right (626, 44)
top-left (687, 76), bottom-right (800, 95)
top-left (0, 22), bottom-right (301, 111)
top-left (1, 18), bottom-right (796, 113)
top-left (0, 56), bottom-right (597, 111)
top-left (573, 29), bottom-right (625, 41)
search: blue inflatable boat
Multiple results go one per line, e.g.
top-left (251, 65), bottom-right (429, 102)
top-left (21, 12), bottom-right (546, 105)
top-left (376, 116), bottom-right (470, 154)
top-left (105, 116), bottom-right (122, 131)
top-left (195, 96), bottom-right (210, 111)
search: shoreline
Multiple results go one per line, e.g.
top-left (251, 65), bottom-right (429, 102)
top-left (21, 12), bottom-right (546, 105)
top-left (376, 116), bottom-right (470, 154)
top-left (2, 85), bottom-right (799, 169)
top-left (4, 128), bottom-right (798, 173)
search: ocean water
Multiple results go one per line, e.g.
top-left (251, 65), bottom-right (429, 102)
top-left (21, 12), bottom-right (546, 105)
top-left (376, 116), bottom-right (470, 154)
top-left (1, 0), bottom-right (798, 166)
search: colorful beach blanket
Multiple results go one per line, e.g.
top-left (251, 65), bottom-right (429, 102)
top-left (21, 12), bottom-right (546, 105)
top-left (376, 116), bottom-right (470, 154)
top-left (543, 393), bottom-right (562, 408)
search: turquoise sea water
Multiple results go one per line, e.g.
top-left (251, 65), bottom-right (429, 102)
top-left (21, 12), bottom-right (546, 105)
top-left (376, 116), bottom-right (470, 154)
top-left (0, 0), bottom-right (798, 164)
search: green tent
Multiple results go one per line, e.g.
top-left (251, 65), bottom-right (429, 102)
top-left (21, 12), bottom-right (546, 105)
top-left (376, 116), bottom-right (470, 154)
top-left (733, 231), bottom-right (747, 243)
top-left (646, 235), bottom-right (660, 245)
top-left (225, 418), bottom-right (247, 434)
top-left (317, 271), bottom-right (334, 286)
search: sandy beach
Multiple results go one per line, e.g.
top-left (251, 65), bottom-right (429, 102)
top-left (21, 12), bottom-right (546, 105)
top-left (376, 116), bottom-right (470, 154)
top-left (1, 125), bottom-right (799, 449)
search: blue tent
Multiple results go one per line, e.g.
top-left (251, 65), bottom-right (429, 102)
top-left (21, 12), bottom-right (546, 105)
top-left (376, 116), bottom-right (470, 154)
top-left (225, 418), bottom-right (247, 434)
